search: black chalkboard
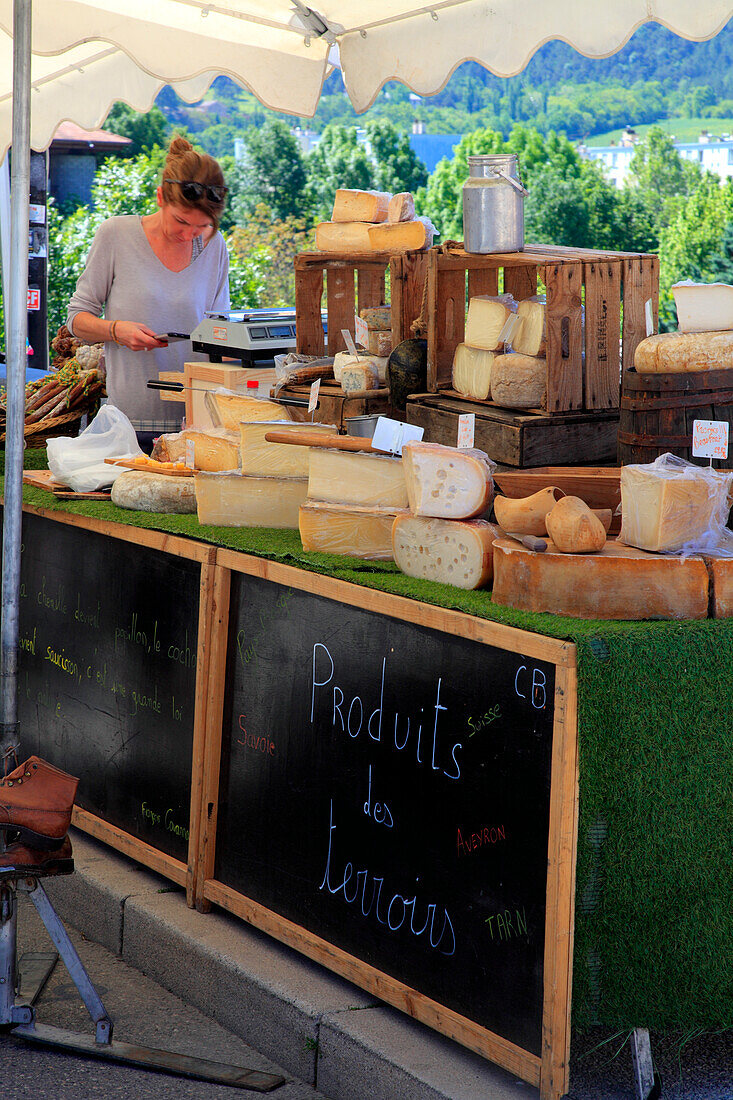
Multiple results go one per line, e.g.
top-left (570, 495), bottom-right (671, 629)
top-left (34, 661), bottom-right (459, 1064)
top-left (215, 573), bottom-right (556, 1056)
top-left (12, 511), bottom-right (200, 861)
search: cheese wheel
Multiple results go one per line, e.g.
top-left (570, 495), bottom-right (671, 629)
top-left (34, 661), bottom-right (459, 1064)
top-left (392, 515), bottom-right (500, 590)
top-left (634, 331), bottom-right (733, 372)
top-left (110, 471), bottom-right (197, 513)
top-left (490, 354), bottom-right (547, 409)
top-left (402, 441), bottom-right (494, 519)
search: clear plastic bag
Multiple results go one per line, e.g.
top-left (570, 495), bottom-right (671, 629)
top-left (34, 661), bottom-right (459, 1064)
top-left (46, 404), bottom-right (142, 492)
top-left (465, 293), bottom-right (519, 352)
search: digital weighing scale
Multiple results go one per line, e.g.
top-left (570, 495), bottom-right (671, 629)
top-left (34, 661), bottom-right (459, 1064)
top-left (190, 308), bottom-right (327, 364)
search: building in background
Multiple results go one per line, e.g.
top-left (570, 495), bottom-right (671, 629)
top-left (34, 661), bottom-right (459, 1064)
top-left (49, 122), bottom-right (131, 208)
top-left (583, 129), bottom-right (733, 187)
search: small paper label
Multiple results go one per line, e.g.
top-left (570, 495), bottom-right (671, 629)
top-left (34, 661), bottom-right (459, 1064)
top-left (213, 325), bottom-right (227, 342)
top-left (308, 378), bottom-right (321, 413)
top-left (498, 313), bottom-right (521, 346)
top-left (341, 329), bottom-right (359, 357)
top-left (457, 413), bottom-right (475, 449)
top-left (692, 419), bottom-right (729, 460)
top-left (354, 314), bottom-right (369, 349)
top-left (371, 416), bottom-right (424, 456)
top-left (185, 439), bottom-right (195, 469)
top-left (645, 299), bottom-right (654, 337)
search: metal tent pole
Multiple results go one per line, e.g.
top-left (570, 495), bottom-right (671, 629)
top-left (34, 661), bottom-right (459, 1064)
top-left (0, 0), bottom-right (31, 758)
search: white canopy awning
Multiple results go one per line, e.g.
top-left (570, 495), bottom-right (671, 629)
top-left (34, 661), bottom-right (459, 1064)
top-left (0, 0), bottom-right (730, 156)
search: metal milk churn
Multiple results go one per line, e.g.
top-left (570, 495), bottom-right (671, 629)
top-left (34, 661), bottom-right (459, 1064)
top-left (462, 154), bottom-right (528, 254)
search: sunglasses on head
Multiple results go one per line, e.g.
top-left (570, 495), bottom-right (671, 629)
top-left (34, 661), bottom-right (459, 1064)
top-left (165, 179), bottom-right (227, 204)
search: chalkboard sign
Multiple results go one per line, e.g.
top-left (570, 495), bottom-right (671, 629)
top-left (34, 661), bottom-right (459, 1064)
top-left (215, 572), bottom-right (556, 1056)
top-left (13, 511), bottom-right (200, 862)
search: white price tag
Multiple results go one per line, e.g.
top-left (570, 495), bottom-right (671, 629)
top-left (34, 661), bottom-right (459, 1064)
top-left (371, 416), bottom-right (424, 456)
top-left (692, 419), bottom-right (729, 461)
top-left (341, 329), bottom-right (359, 357)
top-left (457, 413), bottom-right (475, 449)
top-left (645, 298), bottom-right (654, 337)
top-left (185, 439), bottom-right (195, 469)
top-left (354, 314), bottom-right (369, 349)
top-left (308, 378), bottom-right (321, 414)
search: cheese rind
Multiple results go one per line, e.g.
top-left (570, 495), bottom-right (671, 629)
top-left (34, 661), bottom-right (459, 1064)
top-left (239, 420), bottom-right (336, 478)
top-left (366, 330), bottom-right (392, 357)
top-left (333, 352), bottom-right (388, 384)
top-left (341, 365), bottom-right (380, 394)
top-left (332, 189), bottom-right (390, 223)
top-left (315, 221), bottom-right (373, 253)
top-left (465, 296), bottom-right (514, 351)
top-left (194, 473), bottom-right (307, 527)
top-left (151, 428), bottom-right (239, 472)
top-left (511, 299), bottom-right (546, 357)
top-left (308, 449), bottom-right (408, 509)
top-left (451, 343), bottom-right (494, 400)
top-left (110, 471), bottom-right (197, 513)
top-left (205, 391), bottom-right (291, 432)
top-left (367, 218), bottom-right (434, 252)
top-left (299, 501), bottom-right (407, 560)
top-left (392, 516), bottom-right (500, 590)
top-left (634, 331), bottom-right (733, 372)
top-left (490, 354), bottom-right (547, 409)
top-left (619, 461), bottom-right (733, 553)
top-left (402, 441), bottom-right (494, 519)
top-left (387, 192), bottom-right (415, 223)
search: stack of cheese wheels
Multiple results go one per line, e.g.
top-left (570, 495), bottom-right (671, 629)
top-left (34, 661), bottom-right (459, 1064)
top-left (392, 441), bottom-right (500, 589)
top-left (315, 190), bottom-right (433, 254)
top-left (451, 296), bottom-right (516, 401)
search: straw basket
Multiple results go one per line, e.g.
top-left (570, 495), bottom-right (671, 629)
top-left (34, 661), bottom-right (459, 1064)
top-left (1, 409), bottom-right (84, 449)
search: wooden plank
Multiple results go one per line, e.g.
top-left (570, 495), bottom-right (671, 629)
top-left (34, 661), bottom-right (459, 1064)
top-left (622, 255), bottom-right (658, 373)
top-left (157, 371), bottom-right (186, 403)
top-left (326, 265), bottom-right (356, 356)
top-left (467, 265), bottom-right (499, 300)
top-left (408, 398), bottom-right (521, 464)
top-left (426, 250), bottom-right (440, 390)
top-left (433, 266), bottom-right (466, 390)
top-left (584, 261), bottom-right (622, 410)
top-left (545, 262), bottom-right (583, 412)
top-left (194, 564), bottom-right (231, 912)
top-left (357, 267), bottom-right (386, 313)
top-left (72, 807), bottom-right (187, 888)
top-left (390, 251), bottom-right (429, 345)
top-left (215, 547), bottom-right (575, 666)
top-left (522, 415), bottom-right (618, 467)
top-left (203, 875), bottom-right (541, 1089)
top-left (296, 250), bottom-right (396, 266)
top-left (503, 264), bottom-right (538, 303)
top-left (295, 266), bottom-right (324, 355)
top-left (540, 662), bottom-right (579, 1100)
top-left (186, 559), bottom-right (217, 907)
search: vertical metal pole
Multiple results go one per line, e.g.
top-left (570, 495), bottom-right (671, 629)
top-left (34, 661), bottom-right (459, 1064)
top-left (0, 0), bottom-right (31, 757)
top-left (0, 886), bottom-right (18, 1023)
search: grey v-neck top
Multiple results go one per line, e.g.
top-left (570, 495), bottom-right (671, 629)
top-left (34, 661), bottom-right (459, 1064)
top-left (67, 215), bottom-right (230, 430)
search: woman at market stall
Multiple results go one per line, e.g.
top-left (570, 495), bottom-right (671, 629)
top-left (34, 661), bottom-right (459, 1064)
top-left (67, 135), bottom-right (230, 450)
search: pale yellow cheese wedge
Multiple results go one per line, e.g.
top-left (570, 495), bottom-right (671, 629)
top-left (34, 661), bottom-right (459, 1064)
top-left (490, 354), bottom-right (547, 409)
top-left (367, 218), bottom-right (434, 252)
top-left (333, 351), bottom-right (388, 384)
top-left (465, 296), bottom-right (513, 351)
top-left (239, 420), bottom-right (336, 478)
top-left (672, 282), bottom-right (733, 333)
top-left (619, 464), bottom-right (733, 552)
top-left (315, 221), bottom-right (373, 253)
top-left (308, 449), bottom-right (408, 509)
top-left (332, 189), bottom-right (390, 223)
top-left (402, 441), bottom-right (494, 519)
top-left (392, 515), bottom-right (500, 590)
top-left (451, 343), bottom-right (495, 400)
top-left (512, 299), bottom-right (546, 357)
top-left (387, 192), bottom-right (415, 223)
top-left (299, 501), bottom-right (408, 560)
top-left (151, 428), bottom-right (239, 472)
top-left (205, 391), bottom-right (291, 432)
top-left (634, 331), bottom-right (733, 372)
top-left (194, 473), bottom-right (307, 528)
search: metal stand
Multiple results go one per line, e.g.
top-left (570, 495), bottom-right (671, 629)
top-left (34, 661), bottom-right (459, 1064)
top-left (0, 871), bottom-right (284, 1091)
top-left (631, 1027), bottom-right (662, 1100)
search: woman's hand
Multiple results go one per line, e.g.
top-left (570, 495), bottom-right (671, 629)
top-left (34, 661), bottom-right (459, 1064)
top-left (114, 321), bottom-right (168, 351)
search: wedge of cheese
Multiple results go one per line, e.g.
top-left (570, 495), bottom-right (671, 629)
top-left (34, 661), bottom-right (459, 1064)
top-left (511, 299), bottom-right (546, 357)
top-left (634, 331), bottom-right (733, 372)
top-left (367, 218), bottom-right (434, 252)
top-left (619, 463), bottom-right (733, 553)
top-left (402, 441), bottom-right (494, 519)
top-left (392, 516), bottom-right (500, 590)
top-left (332, 189), bottom-right (390, 223)
top-left (359, 307), bottom-right (392, 329)
top-left (239, 420), bottom-right (336, 478)
top-left (451, 343), bottom-right (494, 400)
top-left (194, 473), bottom-right (307, 528)
top-left (490, 354), bottom-right (547, 409)
top-left (366, 330), bottom-right (392, 357)
top-left (299, 501), bottom-right (408, 560)
top-left (151, 428), bottom-right (239, 472)
top-left (387, 192), bottom-right (415, 223)
top-left (315, 221), bottom-right (373, 253)
top-left (205, 390), bottom-right (291, 432)
top-left (308, 449), bottom-right (408, 509)
top-left (341, 365), bottom-right (380, 394)
top-left (465, 296), bottom-right (514, 351)
top-left (333, 351), bottom-right (388, 384)
top-left (672, 282), bottom-right (733, 333)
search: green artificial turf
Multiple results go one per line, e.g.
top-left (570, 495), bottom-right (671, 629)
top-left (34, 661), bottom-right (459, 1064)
top-left (6, 450), bottom-right (733, 1029)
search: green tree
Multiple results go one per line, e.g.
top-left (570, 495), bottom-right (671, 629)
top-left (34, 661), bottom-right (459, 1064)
top-left (701, 221), bottom-right (733, 283)
top-left (364, 119), bottom-right (428, 194)
top-left (305, 124), bottom-right (375, 221)
top-left (628, 125), bottom-right (703, 208)
top-left (231, 118), bottom-right (309, 224)
top-left (104, 103), bottom-right (169, 155)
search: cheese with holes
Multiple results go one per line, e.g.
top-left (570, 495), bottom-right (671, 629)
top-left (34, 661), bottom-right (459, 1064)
top-left (367, 218), bottom-right (434, 252)
top-left (299, 501), bottom-right (407, 560)
top-left (332, 189), bottom-right (390, 223)
top-left (451, 343), bottom-right (495, 400)
top-left (341, 365), bottom-right (380, 394)
top-left (672, 282), bottom-right (733, 333)
top-left (388, 192), bottom-right (415, 223)
top-left (194, 473), bottom-right (307, 527)
top-left (333, 352), bottom-right (388, 384)
top-left (392, 516), bottom-right (500, 589)
top-left (490, 354), bottom-right (547, 409)
top-left (205, 391), bottom-right (291, 432)
top-left (492, 538), bottom-right (709, 619)
top-left (239, 420), bottom-right (336, 478)
top-left (111, 471), bottom-right (197, 513)
top-left (315, 221), bottom-right (373, 253)
top-left (308, 449), bottom-right (408, 508)
top-left (465, 296), bottom-right (514, 351)
top-left (151, 428), bottom-right (239, 472)
top-left (359, 307), bottom-right (392, 329)
top-left (634, 331), bottom-right (733, 372)
top-left (619, 463), bottom-right (733, 552)
top-left (511, 299), bottom-right (546, 357)
top-left (402, 441), bottom-right (494, 519)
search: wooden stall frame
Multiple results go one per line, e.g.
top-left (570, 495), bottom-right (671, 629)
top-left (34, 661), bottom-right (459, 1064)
top-left (197, 550), bottom-right (579, 1100)
top-left (19, 503), bottom-right (217, 903)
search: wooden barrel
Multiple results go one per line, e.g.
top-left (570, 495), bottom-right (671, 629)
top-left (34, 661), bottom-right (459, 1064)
top-left (618, 368), bottom-right (733, 468)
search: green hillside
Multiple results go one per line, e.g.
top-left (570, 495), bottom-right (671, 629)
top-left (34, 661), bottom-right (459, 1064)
top-left (587, 118), bottom-right (733, 146)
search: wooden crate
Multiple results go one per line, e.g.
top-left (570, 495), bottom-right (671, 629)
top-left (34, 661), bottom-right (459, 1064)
top-left (406, 392), bottom-right (619, 468)
top-left (279, 378), bottom-right (391, 431)
top-left (294, 250), bottom-right (428, 357)
top-left (426, 244), bottom-right (659, 413)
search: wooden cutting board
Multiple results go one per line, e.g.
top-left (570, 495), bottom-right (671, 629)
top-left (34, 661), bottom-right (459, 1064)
top-left (23, 469), bottom-right (111, 500)
top-left (104, 458), bottom-right (193, 477)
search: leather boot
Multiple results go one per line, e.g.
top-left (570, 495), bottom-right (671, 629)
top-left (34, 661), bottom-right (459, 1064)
top-left (0, 835), bottom-right (74, 877)
top-left (0, 756), bottom-right (78, 849)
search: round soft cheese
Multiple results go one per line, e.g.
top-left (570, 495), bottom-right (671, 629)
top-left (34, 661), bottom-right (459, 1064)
top-left (110, 470), bottom-right (197, 513)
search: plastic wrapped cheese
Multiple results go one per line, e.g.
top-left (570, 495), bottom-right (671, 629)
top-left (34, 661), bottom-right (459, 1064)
top-left (401, 441), bottom-right (495, 519)
top-left (315, 222), bottom-right (373, 253)
top-left (464, 294), bottom-right (517, 351)
top-left (367, 218), bottom-right (434, 252)
top-left (111, 471), bottom-right (197, 513)
top-left (239, 420), bottom-right (337, 478)
top-left (490, 354), bottom-right (547, 409)
top-left (299, 501), bottom-right (408, 560)
top-left (451, 343), bottom-right (494, 400)
top-left (387, 193), bottom-right (415, 223)
top-left (194, 472), bottom-right (307, 528)
top-left (392, 515), bottom-right (501, 590)
top-left (619, 453), bottom-right (733, 554)
top-left (205, 390), bottom-right (291, 431)
top-left (151, 428), bottom-right (239, 472)
top-left (308, 449), bottom-right (408, 509)
top-left (332, 189), bottom-right (390, 223)
top-left (634, 331), bottom-right (733, 372)
top-left (333, 352), bottom-right (388, 384)
top-left (511, 297), bottom-right (546, 357)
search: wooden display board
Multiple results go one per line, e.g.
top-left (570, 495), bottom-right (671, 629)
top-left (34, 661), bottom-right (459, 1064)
top-left (198, 553), bottom-right (579, 1100)
top-left (12, 505), bottom-right (217, 901)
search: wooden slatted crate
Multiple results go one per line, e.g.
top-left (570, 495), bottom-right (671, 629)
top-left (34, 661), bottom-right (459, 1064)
top-left (426, 244), bottom-right (659, 413)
